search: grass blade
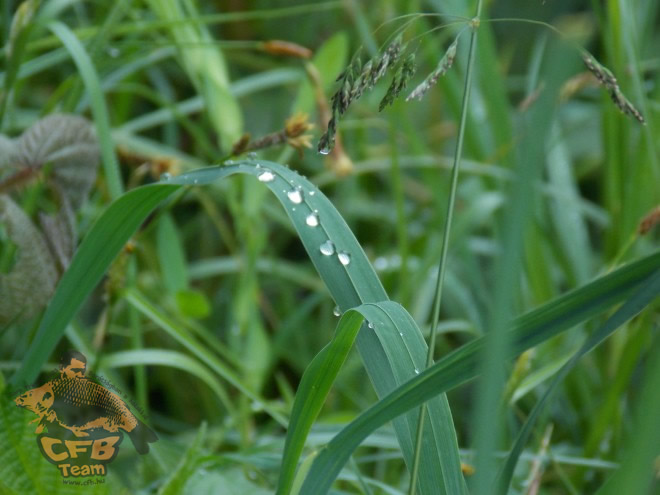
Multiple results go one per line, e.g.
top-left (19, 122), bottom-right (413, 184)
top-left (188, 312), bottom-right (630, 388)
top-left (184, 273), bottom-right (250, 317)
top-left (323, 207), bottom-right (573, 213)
top-left (595, 327), bottom-right (660, 495)
top-left (278, 300), bottom-right (437, 495)
top-left (10, 183), bottom-right (177, 387)
top-left (297, 254), bottom-right (660, 493)
top-left (10, 160), bottom-right (463, 494)
top-left (48, 21), bottom-right (123, 198)
top-left (495, 270), bottom-right (660, 494)
top-left (99, 348), bottom-right (232, 411)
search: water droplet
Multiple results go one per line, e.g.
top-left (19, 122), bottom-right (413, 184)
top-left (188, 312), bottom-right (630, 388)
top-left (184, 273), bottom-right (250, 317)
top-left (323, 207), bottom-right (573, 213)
top-left (320, 240), bottom-right (335, 256)
top-left (292, 207), bottom-right (296, 212)
top-left (414, 368), bottom-right (420, 375)
top-left (398, 331), bottom-right (404, 337)
top-left (225, 159), bottom-right (236, 165)
top-left (333, 306), bottom-right (341, 317)
top-left (306, 213), bottom-right (319, 227)
top-left (319, 146), bottom-right (331, 155)
top-left (338, 251), bottom-right (351, 266)
top-left (193, 178), bottom-right (198, 184)
top-left (309, 191), bottom-right (315, 196)
top-left (160, 172), bottom-right (172, 182)
top-left (255, 163), bottom-right (261, 168)
top-left (287, 189), bottom-right (303, 204)
top-left (368, 322), bottom-right (374, 329)
top-left (248, 152), bottom-right (257, 159)
top-left (258, 170), bottom-right (275, 182)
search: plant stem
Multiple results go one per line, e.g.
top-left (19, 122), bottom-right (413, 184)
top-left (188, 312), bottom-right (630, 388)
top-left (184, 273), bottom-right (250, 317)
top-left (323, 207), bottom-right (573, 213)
top-left (407, 1), bottom-right (483, 494)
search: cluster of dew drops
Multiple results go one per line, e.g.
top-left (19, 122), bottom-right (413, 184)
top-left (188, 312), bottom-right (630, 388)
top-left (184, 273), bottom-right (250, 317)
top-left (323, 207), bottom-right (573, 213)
top-left (161, 158), bottom-right (415, 367)
top-left (253, 162), bottom-right (352, 269)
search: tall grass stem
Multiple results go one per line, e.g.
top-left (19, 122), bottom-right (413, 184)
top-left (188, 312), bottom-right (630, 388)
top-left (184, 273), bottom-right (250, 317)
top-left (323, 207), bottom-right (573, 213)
top-left (408, 2), bottom-right (483, 494)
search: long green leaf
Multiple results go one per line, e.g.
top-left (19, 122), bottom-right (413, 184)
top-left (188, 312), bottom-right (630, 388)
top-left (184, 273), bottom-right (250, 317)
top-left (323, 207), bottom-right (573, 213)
top-left (278, 301), bottom-right (420, 495)
top-left (495, 270), bottom-right (660, 494)
top-left (11, 160), bottom-right (464, 495)
top-left (297, 254), bottom-right (660, 493)
top-left (10, 183), bottom-right (177, 387)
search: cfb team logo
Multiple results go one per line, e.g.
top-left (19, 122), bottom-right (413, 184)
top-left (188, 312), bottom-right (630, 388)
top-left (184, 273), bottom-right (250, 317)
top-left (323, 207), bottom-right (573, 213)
top-left (14, 350), bottom-right (157, 478)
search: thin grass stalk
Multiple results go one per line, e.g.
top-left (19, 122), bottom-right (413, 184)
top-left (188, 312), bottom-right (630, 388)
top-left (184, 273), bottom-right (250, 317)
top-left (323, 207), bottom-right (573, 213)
top-left (408, 2), bottom-right (483, 494)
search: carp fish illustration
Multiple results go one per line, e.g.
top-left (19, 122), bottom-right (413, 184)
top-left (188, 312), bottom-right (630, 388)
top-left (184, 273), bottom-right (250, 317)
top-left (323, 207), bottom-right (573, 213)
top-left (14, 351), bottom-right (157, 454)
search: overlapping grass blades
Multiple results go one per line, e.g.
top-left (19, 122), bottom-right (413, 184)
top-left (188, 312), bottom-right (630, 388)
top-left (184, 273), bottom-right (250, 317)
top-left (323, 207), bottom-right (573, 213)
top-left (9, 160), bottom-right (659, 493)
top-left (495, 270), bottom-right (660, 494)
top-left (297, 253), bottom-right (660, 494)
top-left (277, 300), bottom-right (442, 494)
top-left (10, 160), bottom-right (464, 495)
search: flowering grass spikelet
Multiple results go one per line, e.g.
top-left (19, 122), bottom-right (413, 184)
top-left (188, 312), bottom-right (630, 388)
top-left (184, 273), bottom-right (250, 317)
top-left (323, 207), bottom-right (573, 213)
top-left (406, 38), bottom-right (458, 102)
top-left (582, 53), bottom-right (645, 124)
top-left (380, 53), bottom-right (417, 111)
top-left (319, 35), bottom-right (405, 154)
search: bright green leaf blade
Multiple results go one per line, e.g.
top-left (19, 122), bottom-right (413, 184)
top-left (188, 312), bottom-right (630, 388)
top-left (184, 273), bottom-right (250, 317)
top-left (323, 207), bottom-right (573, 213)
top-left (496, 270), bottom-right (660, 494)
top-left (10, 184), bottom-right (178, 387)
top-left (10, 160), bottom-right (464, 495)
top-left (298, 253), bottom-right (660, 494)
top-left (278, 301), bottom-right (411, 495)
top-left (166, 162), bottom-right (464, 494)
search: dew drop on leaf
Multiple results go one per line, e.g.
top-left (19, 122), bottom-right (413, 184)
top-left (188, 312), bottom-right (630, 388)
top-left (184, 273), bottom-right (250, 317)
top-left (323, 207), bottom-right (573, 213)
top-left (160, 172), bottom-right (172, 182)
top-left (333, 306), bottom-right (341, 317)
top-left (258, 170), bottom-right (275, 182)
top-left (287, 189), bottom-right (303, 204)
top-left (338, 251), bottom-right (351, 266)
top-left (320, 240), bottom-right (335, 256)
top-left (306, 213), bottom-right (319, 227)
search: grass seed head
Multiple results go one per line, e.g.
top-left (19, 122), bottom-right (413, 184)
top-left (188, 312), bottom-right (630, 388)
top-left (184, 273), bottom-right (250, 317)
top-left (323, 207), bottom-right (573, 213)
top-left (582, 53), bottom-right (645, 124)
top-left (406, 38), bottom-right (458, 102)
top-left (380, 53), bottom-right (417, 111)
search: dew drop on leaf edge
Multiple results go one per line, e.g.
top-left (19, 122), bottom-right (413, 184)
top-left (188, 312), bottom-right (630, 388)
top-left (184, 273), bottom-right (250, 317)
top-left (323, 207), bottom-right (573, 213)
top-left (258, 170), bottom-right (275, 182)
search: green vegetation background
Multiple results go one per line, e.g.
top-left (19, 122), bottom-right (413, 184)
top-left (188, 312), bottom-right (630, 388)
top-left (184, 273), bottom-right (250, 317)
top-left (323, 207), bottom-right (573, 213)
top-left (0, 0), bottom-right (658, 494)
